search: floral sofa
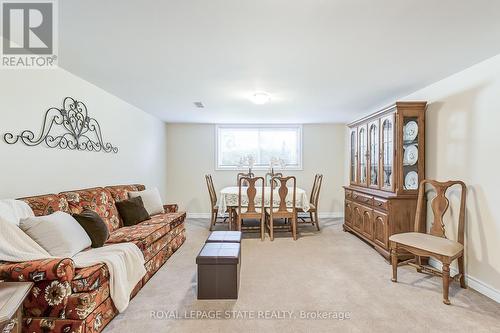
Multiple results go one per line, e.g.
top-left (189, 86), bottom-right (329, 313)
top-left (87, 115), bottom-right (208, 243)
top-left (0, 184), bottom-right (186, 333)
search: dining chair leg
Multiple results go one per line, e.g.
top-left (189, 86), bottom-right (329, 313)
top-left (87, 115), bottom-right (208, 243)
top-left (458, 256), bottom-right (466, 288)
top-left (416, 255), bottom-right (422, 272)
top-left (270, 217), bottom-right (274, 241)
top-left (230, 208), bottom-right (235, 231)
top-left (391, 246), bottom-right (398, 282)
top-left (314, 210), bottom-right (320, 231)
top-left (260, 216), bottom-right (265, 241)
top-left (309, 211), bottom-right (314, 225)
top-left (442, 263), bottom-right (451, 305)
top-left (211, 212), bottom-right (215, 231)
top-left (292, 214), bottom-right (297, 240)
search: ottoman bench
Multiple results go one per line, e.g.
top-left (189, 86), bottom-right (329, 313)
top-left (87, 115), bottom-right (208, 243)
top-left (196, 242), bottom-right (240, 299)
top-left (206, 231), bottom-right (242, 243)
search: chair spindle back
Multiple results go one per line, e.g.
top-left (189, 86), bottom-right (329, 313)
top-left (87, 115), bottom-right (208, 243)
top-left (310, 174), bottom-right (323, 207)
top-left (238, 176), bottom-right (264, 215)
top-left (205, 174), bottom-right (217, 207)
top-left (270, 176), bottom-right (296, 213)
top-left (414, 180), bottom-right (467, 244)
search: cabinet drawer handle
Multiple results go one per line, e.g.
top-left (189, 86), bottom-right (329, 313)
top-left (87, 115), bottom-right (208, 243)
top-left (376, 202), bottom-right (383, 206)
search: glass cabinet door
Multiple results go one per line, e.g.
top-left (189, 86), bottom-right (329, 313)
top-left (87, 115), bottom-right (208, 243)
top-left (349, 128), bottom-right (357, 183)
top-left (381, 115), bottom-right (394, 191)
top-left (358, 125), bottom-right (368, 185)
top-left (402, 115), bottom-right (420, 191)
top-left (368, 120), bottom-right (379, 188)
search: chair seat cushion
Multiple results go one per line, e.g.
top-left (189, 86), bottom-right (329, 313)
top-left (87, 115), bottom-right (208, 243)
top-left (389, 232), bottom-right (464, 257)
top-left (265, 207), bottom-right (292, 214)
top-left (238, 208), bottom-right (263, 215)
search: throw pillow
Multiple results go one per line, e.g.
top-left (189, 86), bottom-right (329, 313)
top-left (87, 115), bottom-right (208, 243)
top-left (19, 211), bottom-right (91, 257)
top-left (115, 196), bottom-right (150, 226)
top-left (128, 187), bottom-right (164, 216)
top-left (72, 209), bottom-right (109, 248)
top-left (0, 199), bottom-right (34, 226)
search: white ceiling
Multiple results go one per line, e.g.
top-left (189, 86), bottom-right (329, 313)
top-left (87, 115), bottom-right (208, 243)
top-left (59, 0), bottom-right (500, 123)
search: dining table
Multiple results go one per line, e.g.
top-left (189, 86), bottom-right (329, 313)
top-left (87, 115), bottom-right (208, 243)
top-left (217, 186), bottom-right (310, 229)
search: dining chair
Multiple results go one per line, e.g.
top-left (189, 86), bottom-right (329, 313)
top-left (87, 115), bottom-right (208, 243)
top-left (265, 176), bottom-right (297, 241)
top-left (389, 179), bottom-right (467, 305)
top-left (237, 172), bottom-right (255, 187)
top-left (205, 174), bottom-right (228, 231)
top-left (236, 176), bottom-right (265, 240)
top-left (297, 174), bottom-right (323, 230)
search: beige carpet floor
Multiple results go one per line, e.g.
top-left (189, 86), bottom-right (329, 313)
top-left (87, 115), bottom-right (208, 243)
top-left (104, 218), bottom-right (500, 333)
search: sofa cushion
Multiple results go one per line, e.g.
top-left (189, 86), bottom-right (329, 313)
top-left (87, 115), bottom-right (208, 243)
top-left (141, 211), bottom-right (186, 229)
top-left (106, 223), bottom-right (170, 254)
top-left (20, 194), bottom-right (70, 217)
top-left (72, 263), bottom-right (109, 293)
top-left (60, 187), bottom-right (121, 233)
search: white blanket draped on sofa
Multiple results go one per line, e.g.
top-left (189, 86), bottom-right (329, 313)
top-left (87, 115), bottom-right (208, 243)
top-left (0, 199), bottom-right (146, 312)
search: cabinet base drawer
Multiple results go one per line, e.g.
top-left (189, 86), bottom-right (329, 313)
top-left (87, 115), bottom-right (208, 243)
top-left (352, 191), bottom-right (374, 206)
top-left (373, 198), bottom-right (388, 211)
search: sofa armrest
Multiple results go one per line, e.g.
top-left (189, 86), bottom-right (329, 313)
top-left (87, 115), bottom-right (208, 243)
top-left (0, 258), bottom-right (75, 283)
top-left (163, 204), bottom-right (178, 213)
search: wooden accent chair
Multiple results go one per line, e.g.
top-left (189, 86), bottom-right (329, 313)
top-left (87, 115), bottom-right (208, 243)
top-left (236, 176), bottom-right (265, 240)
top-left (205, 174), bottom-right (228, 231)
top-left (389, 180), bottom-right (467, 305)
top-left (265, 176), bottom-right (298, 241)
top-left (237, 172), bottom-right (254, 187)
top-left (297, 174), bottom-right (323, 230)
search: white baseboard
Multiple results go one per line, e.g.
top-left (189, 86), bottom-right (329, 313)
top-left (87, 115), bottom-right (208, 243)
top-left (186, 213), bottom-right (211, 218)
top-left (428, 258), bottom-right (500, 303)
top-left (317, 212), bottom-right (343, 218)
top-left (186, 212), bottom-right (344, 219)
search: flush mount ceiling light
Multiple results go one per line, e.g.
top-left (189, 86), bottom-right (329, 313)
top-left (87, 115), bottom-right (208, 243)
top-left (193, 101), bottom-right (204, 108)
top-left (251, 91), bottom-right (271, 105)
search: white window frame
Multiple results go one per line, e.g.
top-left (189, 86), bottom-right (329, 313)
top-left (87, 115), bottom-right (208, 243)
top-left (215, 124), bottom-right (303, 171)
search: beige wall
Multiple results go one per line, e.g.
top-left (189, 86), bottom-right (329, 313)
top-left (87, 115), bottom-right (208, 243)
top-left (402, 54), bottom-right (500, 300)
top-left (0, 68), bottom-right (168, 199)
top-left (166, 123), bottom-right (346, 216)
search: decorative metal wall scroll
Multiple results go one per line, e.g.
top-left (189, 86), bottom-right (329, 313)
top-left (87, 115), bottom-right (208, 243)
top-left (4, 97), bottom-right (118, 153)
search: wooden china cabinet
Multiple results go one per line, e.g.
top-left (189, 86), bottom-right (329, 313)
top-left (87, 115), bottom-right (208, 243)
top-left (343, 102), bottom-right (426, 260)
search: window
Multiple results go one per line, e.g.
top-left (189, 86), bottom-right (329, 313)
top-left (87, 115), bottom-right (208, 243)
top-left (216, 125), bottom-right (303, 170)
